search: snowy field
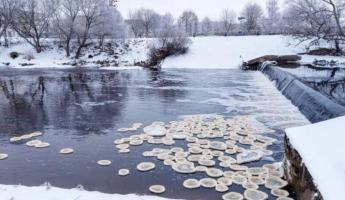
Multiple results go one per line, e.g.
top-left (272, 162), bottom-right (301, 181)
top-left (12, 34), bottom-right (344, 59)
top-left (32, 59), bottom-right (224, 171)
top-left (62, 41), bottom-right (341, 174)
top-left (286, 116), bottom-right (345, 200)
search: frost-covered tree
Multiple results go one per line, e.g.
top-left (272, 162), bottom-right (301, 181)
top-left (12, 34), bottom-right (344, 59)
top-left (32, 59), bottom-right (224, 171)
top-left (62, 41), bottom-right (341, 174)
top-left (127, 8), bottom-right (160, 37)
top-left (74, 0), bottom-right (101, 58)
top-left (11, 0), bottom-right (58, 53)
top-left (178, 10), bottom-right (199, 36)
top-left (285, 0), bottom-right (345, 53)
top-left (201, 17), bottom-right (214, 36)
top-left (264, 0), bottom-right (282, 34)
top-left (94, 1), bottom-right (125, 49)
top-left (220, 9), bottom-right (237, 36)
top-left (53, 0), bottom-right (81, 57)
top-left (0, 0), bottom-right (17, 47)
top-left (241, 3), bottom-right (263, 34)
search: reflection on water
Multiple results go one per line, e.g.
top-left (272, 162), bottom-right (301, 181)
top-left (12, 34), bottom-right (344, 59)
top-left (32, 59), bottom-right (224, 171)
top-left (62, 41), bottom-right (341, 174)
top-left (0, 68), bottom-right (309, 200)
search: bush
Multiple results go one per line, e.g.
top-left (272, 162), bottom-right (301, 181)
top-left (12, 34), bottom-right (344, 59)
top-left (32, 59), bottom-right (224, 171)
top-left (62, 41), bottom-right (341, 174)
top-left (145, 30), bottom-right (191, 68)
top-left (9, 52), bottom-right (19, 59)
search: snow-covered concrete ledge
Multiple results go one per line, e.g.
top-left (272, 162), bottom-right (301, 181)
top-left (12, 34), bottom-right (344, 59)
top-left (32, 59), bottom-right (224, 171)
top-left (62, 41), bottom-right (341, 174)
top-left (285, 116), bottom-right (345, 200)
top-left (261, 64), bottom-right (345, 123)
top-left (0, 184), bottom-right (181, 200)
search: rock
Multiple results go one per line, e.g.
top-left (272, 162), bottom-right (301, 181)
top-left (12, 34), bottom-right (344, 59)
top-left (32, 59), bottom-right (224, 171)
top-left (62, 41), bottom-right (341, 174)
top-left (242, 55), bottom-right (301, 70)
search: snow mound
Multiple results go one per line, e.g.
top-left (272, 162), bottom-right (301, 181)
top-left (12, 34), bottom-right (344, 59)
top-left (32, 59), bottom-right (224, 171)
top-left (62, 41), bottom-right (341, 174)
top-left (162, 35), bottom-right (307, 69)
top-left (286, 116), bottom-right (345, 200)
top-left (0, 184), bottom-right (181, 200)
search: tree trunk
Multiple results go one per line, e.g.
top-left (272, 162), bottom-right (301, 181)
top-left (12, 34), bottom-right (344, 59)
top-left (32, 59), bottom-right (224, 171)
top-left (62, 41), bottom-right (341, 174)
top-left (66, 39), bottom-right (71, 57)
top-left (334, 39), bottom-right (342, 55)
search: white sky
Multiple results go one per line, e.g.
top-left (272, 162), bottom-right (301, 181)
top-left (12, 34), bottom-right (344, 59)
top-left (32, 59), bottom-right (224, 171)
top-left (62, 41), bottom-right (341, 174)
top-left (117, 0), bottom-right (279, 20)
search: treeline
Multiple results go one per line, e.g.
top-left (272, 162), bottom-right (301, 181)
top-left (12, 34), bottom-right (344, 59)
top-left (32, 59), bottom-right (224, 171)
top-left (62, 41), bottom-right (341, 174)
top-left (0, 0), bottom-right (344, 58)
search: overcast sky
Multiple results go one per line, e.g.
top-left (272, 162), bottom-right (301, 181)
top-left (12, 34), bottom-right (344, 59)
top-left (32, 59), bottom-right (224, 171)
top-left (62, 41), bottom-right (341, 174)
top-left (117, 0), bottom-right (281, 20)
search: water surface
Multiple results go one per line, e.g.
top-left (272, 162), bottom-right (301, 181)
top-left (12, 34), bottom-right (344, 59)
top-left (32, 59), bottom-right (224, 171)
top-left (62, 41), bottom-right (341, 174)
top-left (0, 68), bottom-right (309, 199)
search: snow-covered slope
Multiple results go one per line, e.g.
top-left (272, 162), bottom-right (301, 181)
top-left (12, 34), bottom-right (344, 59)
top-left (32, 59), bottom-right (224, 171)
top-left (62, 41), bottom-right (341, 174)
top-left (0, 184), bottom-right (180, 200)
top-left (162, 35), bottom-right (308, 69)
top-left (286, 116), bottom-right (345, 200)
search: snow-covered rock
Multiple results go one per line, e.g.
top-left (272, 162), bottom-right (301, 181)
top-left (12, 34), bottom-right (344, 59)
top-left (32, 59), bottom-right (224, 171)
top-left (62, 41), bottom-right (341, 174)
top-left (286, 116), bottom-right (345, 200)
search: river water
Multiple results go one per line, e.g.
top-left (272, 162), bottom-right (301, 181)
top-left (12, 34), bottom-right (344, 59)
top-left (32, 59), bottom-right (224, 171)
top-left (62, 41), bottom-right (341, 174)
top-left (0, 68), bottom-right (309, 200)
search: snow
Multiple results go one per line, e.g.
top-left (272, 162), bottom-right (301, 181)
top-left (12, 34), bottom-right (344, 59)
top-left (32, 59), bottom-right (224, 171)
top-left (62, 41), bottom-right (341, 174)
top-left (162, 35), bottom-right (308, 69)
top-left (0, 38), bottom-right (150, 69)
top-left (286, 116), bottom-right (345, 200)
top-left (0, 184), bottom-right (180, 200)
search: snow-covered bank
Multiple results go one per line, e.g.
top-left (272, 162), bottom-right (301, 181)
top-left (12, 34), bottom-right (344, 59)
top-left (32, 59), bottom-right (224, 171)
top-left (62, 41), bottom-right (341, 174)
top-left (0, 38), bottom-right (151, 69)
top-left (162, 35), bottom-right (308, 69)
top-left (286, 116), bottom-right (345, 200)
top-left (0, 184), bottom-right (180, 200)
top-left (162, 35), bottom-right (345, 69)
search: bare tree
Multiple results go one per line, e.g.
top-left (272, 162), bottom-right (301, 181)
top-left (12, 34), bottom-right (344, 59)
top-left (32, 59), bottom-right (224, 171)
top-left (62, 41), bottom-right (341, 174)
top-left (0, 0), bottom-right (19, 47)
top-left (127, 10), bottom-right (144, 37)
top-left (220, 9), bottom-right (237, 36)
top-left (94, 1), bottom-right (125, 50)
top-left (53, 0), bottom-right (81, 57)
top-left (241, 3), bottom-right (263, 34)
top-left (264, 0), bottom-right (282, 34)
top-left (11, 0), bottom-right (58, 53)
top-left (285, 0), bottom-right (345, 53)
top-left (178, 10), bottom-right (199, 36)
top-left (74, 0), bottom-right (100, 59)
top-left (201, 17), bottom-right (214, 36)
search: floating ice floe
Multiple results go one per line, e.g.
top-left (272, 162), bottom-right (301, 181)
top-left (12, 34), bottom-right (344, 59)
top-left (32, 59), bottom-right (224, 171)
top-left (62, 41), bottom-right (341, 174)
top-left (149, 185), bottom-right (165, 194)
top-left (244, 189), bottom-right (268, 200)
top-left (97, 160), bottom-right (112, 166)
top-left (200, 178), bottom-right (217, 188)
top-left (206, 168), bottom-right (223, 178)
top-left (59, 148), bottom-right (74, 154)
top-left (137, 162), bottom-right (156, 172)
top-left (215, 184), bottom-right (229, 192)
top-left (172, 162), bottom-right (196, 174)
top-left (10, 131), bottom-right (43, 143)
top-left (144, 125), bottom-right (167, 137)
top-left (236, 150), bottom-right (263, 164)
top-left (118, 169), bottom-right (130, 176)
top-left (264, 176), bottom-right (288, 189)
top-left (271, 189), bottom-right (289, 197)
top-left (35, 142), bottom-right (50, 148)
top-left (0, 154), bottom-right (8, 160)
top-left (183, 179), bottom-right (200, 189)
top-left (222, 192), bottom-right (244, 200)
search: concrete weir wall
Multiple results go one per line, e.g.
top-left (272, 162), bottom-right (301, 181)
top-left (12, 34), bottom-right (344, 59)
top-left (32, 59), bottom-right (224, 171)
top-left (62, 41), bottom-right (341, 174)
top-left (261, 65), bottom-right (345, 123)
top-left (261, 65), bottom-right (345, 200)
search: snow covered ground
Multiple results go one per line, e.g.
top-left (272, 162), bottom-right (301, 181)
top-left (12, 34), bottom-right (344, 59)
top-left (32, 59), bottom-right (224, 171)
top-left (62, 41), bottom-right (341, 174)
top-left (1, 36), bottom-right (344, 70)
top-left (162, 35), bottom-right (345, 69)
top-left (286, 116), bottom-right (345, 200)
top-left (162, 35), bottom-right (307, 69)
top-left (0, 38), bottom-right (151, 69)
top-left (0, 184), bottom-right (179, 200)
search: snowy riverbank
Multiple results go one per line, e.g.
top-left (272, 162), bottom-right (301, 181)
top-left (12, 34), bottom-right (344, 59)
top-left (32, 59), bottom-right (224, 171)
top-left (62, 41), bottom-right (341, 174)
top-left (1, 36), bottom-right (344, 70)
top-left (162, 35), bottom-right (345, 69)
top-left (0, 38), bottom-right (151, 69)
top-left (0, 184), bottom-right (180, 200)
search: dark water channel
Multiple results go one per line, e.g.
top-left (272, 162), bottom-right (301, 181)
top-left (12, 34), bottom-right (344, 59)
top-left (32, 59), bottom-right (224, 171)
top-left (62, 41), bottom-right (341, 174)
top-left (0, 68), bottom-right (309, 200)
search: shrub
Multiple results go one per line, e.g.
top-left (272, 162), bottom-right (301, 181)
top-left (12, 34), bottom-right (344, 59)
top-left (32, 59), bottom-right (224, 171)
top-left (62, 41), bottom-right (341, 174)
top-left (9, 52), bottom-right (19, 59)
top-left (145, 30), bottom-right (191, 68)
